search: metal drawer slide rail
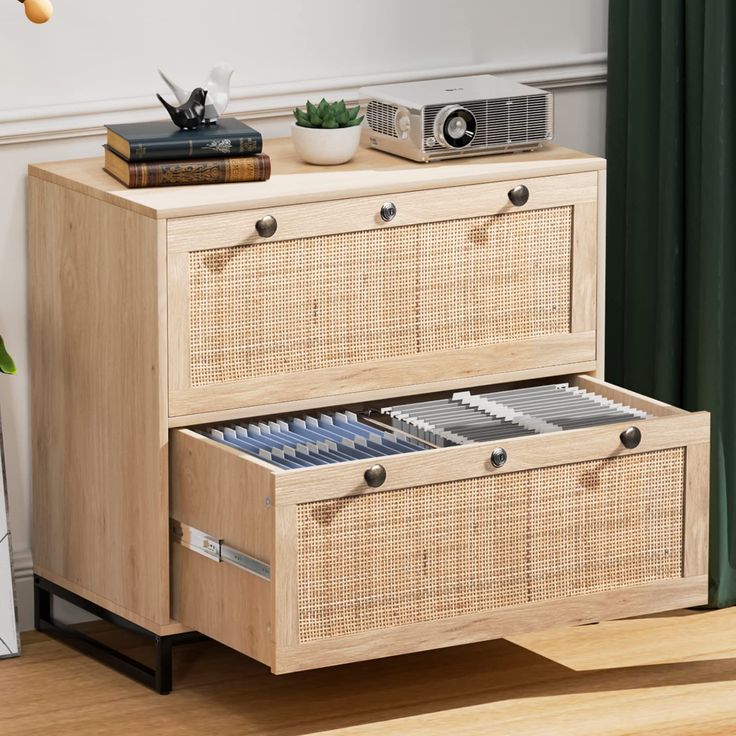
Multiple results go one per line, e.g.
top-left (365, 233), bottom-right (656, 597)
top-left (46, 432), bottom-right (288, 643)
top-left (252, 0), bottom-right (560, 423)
top-left (170, 519), bottom-right (271, 582)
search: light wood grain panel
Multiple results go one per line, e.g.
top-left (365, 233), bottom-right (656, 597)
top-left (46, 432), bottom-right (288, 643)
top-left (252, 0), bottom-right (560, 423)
top-left (155, 217), bottom-right (170, 602)
top-left (32, 566), bottom-right (189, 636)
top-left (167, 172), bottom-right (597, 252)
top-left (573, 374), bottom-right (690, 417)
top-left (170, 429), bottom-right (276, 553)
top-left (684, 443), bottom-right (710, 577)
top-left (170, 546), bottom-right (273, 667)
top-left (273, 506), bottom-right (298, 649)
top-left (570, 201), bottom-right (597, 333)
top-left (170, 428), bottom-right (275, 665)
top-left (167, 359), bottom-right (598, 428)
top-left (29, 177), bottom-right (170, 624)
top-left (29, 141), bottom-right (606, 219)
top-left (274, 412), bottom-right (709, 506)
top-left (595, 169), bottom-right (607, 376)
top-left (169, 332), bottom-right (596, 417)
top-left (273, 576), bottom-right (707, 673)
top-left (167, 251), bottom-right (191, 392)
top-left (173, 428), bottom-right (278, 472)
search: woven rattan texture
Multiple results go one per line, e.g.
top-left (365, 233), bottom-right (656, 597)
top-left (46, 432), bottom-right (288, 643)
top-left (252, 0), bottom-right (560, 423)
top-left (296, 449), bottom-right (684, 642)
top-left (188, 207), bottom-right (573, 387)
top-left (416, 207), bottom-right (572, 352)
top-left (528, 447), bottom-right (684, 601)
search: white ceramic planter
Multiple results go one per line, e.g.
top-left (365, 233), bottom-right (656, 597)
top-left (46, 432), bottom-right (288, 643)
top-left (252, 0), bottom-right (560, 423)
top-left (291, 122), bottom-right (362, 165)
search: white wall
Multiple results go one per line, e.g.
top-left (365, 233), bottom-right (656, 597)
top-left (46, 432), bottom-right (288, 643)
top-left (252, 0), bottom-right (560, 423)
top-left (0, 0), bottom-right (607, 629)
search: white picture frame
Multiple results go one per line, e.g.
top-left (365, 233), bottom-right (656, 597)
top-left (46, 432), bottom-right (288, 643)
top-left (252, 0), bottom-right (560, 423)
top-left (0, 413), bottom-right (20, 658)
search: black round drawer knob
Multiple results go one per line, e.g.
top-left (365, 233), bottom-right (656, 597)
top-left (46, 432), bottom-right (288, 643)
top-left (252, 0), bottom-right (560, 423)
top-left (620, 426), bottom-right (642, 449)
top-left (255, 215), bottom-right (278, 238)
top-left (380, 201), bottom-right (397, 222)
top-left (508, 185), bottom-right (529, 207)
top-left (490, 447), bottom-right (508, 468)
top-left (364, 464), bottom-right (387, 488)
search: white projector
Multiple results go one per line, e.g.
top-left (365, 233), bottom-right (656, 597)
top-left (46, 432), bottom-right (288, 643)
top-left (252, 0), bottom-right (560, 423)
top-left (360, 74), bottom-right (553, 162)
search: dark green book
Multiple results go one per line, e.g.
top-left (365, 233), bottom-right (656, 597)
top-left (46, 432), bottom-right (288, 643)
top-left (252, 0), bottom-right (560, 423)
top-left (105, 118), bottom-right (262, 162)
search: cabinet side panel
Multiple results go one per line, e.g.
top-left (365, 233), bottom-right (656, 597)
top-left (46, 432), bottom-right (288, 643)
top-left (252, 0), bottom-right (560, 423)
top-left (29, 177), bottom-right (169, 625)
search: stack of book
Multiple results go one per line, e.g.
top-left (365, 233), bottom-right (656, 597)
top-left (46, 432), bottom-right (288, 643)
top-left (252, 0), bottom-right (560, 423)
top-left (103, 118), bottom-right (270, 188)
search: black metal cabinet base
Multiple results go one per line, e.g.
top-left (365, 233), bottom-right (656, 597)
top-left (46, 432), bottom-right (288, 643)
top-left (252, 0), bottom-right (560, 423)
top-left (33, 575), bottom-right (204, 694)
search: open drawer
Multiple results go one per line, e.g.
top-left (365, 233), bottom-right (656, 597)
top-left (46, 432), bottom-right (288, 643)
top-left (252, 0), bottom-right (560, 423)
top-left (169, 375), bottom-right (709, 673)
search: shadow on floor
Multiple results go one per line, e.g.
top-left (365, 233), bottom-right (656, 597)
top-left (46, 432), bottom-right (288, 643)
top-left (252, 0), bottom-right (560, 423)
top-left (28, 613), bottom-right (736, 735)
top-left (155, 622), bottom-right (736, 735)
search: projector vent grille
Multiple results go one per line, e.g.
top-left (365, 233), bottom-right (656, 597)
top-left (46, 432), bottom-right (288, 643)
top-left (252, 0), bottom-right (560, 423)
top-left (366, 101), bottom-right (399, 138)
top-left (423, 93), bottom-right (552, 152)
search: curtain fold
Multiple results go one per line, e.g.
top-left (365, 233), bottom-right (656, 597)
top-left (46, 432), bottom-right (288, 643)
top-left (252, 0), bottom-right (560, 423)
top-left (606, 0), bottom-right (736, 606)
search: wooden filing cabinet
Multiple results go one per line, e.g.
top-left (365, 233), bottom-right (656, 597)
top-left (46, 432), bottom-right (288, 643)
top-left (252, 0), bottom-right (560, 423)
top-left (28, 139), bottom-right (709, 678)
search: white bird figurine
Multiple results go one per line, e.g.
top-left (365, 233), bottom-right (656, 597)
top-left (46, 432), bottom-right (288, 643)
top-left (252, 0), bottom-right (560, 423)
top-left (158, 62), bottom-right (234, 124)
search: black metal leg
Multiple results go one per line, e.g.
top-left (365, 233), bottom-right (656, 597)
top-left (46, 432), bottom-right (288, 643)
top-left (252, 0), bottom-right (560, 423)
top-left (33, 575), bottom-right (204, 694)
top-left (33, 576), bottom-right (51, 631)
top-left (154, 635), bottom-right (173, 695)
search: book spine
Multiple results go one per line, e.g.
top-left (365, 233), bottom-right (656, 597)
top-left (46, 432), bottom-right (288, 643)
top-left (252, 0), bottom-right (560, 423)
top-left (128, 134), bottom-right (262, 161)
top-left (127, 155), bottom-right (271, 188)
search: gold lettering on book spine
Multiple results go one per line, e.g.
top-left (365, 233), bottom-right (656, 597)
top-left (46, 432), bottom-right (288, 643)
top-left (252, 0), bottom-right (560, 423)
top-left (160, 162), bottom-right (224, 185)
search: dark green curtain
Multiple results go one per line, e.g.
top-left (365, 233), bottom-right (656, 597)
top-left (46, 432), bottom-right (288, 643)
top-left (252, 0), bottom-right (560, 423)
top-left (606, 0), bottom-right (736, 605)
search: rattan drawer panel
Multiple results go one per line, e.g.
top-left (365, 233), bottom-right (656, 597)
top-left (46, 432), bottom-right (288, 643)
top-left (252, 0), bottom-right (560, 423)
top-left (295, 449), bottom-right (685, 643)
top-left (527, 448), bottom-right (685, 601)
top-left (416, 207), bottom-right (571, 352)
top-left (296, 475), bottom-right (529, 642)
top-left (187, 206), bottom-right (573, 388)
top-left (189, 228), bottom-right (418, 385)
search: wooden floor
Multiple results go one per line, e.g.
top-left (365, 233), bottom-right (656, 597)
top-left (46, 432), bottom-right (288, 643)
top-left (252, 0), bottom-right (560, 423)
top-left (2, 608), bottom-right (736, 735)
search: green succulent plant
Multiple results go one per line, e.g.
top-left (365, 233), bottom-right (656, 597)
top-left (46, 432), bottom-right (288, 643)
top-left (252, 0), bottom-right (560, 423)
top-left (293, 98), bottom-right (363, 129)
top-left (0, 335), bottom-right (16, 375)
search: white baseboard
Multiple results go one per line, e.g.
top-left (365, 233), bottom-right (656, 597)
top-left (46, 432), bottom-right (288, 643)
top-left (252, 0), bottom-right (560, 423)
top-left (11, 548), bottom-right (33, 632)
top-left (0, 53), bottom-right (606, 146)
top-left (12, 548), bottom-right (98, 632)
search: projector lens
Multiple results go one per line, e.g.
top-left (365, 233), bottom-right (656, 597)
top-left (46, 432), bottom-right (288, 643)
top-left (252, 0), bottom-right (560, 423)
top-left (447, 116), bottom-right (467, 139)
top-left (435, 105), bottom-right (477, 149)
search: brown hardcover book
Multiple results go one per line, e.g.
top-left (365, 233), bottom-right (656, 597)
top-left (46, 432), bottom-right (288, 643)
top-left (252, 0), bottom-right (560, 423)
top-left (103, 146), bottom-right (271, 188)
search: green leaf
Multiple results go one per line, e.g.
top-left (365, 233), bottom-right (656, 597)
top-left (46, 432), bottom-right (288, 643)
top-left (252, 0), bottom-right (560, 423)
top-left (336, 107), bottom-right (349, 126)
top-left (301, 99), bottom-right (358, 127)
top-left (0, 336), bottom-right (16, 375)
top-left (294, 108), bottom-right (312, 126)
top-left (322, 112), bottom-right (339, 129)
top-left (347, 115), bottom-right (364, 127)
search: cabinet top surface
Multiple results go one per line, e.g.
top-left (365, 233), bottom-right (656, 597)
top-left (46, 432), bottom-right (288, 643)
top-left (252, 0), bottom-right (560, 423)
top-left (29, 137), bottom-right (605, 220)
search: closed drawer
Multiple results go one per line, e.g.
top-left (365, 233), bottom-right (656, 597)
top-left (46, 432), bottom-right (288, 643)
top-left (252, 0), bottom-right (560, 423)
top-left (167, 173), bottom-right (599, 419)
top-left (169, 376), bottom-right (709, 673)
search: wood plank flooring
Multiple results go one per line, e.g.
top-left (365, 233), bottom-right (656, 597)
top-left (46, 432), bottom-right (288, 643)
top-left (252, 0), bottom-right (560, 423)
top-left (2, 608), bottom-right (736, 735)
